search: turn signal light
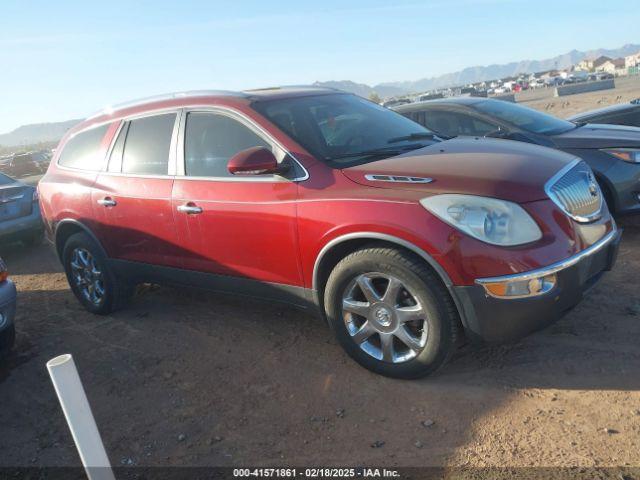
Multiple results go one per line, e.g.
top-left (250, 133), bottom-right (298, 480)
top-left (482, 273), bottom-right (557, 299)
top-left (0, 270), bottom-right (7, 283)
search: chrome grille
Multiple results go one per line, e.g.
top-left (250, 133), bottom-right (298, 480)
top-left (546, 160), bottom-right (603, 222)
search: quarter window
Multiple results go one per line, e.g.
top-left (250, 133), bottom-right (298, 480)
top-left (184, 112), bottom-right (270, 177)
top-left (58, 125), bottom-right (109, 170)
top-left (121, 113), bottom-right (176, 175)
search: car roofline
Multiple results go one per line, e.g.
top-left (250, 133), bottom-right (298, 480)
top-left (86, 86), bottom-right (345, 120)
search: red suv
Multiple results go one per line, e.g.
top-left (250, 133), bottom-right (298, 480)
top-left (39, 88), bottom-right (620, 378)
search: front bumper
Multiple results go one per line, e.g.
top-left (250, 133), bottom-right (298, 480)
top-left (0, 203), bottom-right (43, 241)
top-left (0, 280), bottom-right (17, 354)
top-left (453, 227), bottom-right (622, 342)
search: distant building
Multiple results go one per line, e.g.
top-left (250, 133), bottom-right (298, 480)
top-left (577, 55), bottom-right (612, 72)
top-left (625, 52), bottom-right (640, 68)
top-left (597, 58), bottom-right (626, 74)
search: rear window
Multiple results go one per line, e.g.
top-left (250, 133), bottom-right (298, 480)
top-left (121, 113), bottom-right (176, 175)
top-left (58, 125), bottom-right (109, 170)
top-left (473, 100), bottom-right (575, 135)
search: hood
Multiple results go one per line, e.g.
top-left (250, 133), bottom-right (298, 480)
top-left (551, 123), bottom-right (640, 149)
top-left (341, 137), bottom-right (576, 203)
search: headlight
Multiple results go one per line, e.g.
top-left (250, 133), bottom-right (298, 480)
top-left (602, 148), bottom-right (640, 163)
top-left (420, 194), bottom-right (542, 246)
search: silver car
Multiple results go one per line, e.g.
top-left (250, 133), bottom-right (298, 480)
top-left (0, 172), bottom-right (43, 245)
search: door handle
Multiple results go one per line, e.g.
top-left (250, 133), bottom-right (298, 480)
top-left (177, 203), bottom-right (203, 215)
top-left (97, 197), bottom-right (117, 207)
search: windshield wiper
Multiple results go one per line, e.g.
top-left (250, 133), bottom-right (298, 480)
top-left (327, 143), bottom-right (426, 161)
top-left (387, 132), bottom-right (447, 143)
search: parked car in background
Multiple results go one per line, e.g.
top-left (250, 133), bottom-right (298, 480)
top-left (394, 97), bottom-right (640, 216)
top-left (568, 99), bottom-right (640, 128)
top-left (0, 257), bottom-right (16, 356)
top-left (0, 172), bottom-right (44, 246)
top-left (39, 88), bottom-right (619, 378)
top-left (0, 152), bottom-right (48, 179)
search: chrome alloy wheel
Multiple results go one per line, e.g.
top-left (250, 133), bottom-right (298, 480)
top-left (342, 272), bottom-right (428, 363)
top-left (70, 248), bottom-right (105, 306)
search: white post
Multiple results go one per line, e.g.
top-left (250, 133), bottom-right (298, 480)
top-left (47, 354), bottom-right (115, 480)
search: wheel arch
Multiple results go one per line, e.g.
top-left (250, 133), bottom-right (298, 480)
top-left (54, 219), bottom-right (107, 261)
top-left (593, 172), bottom-right (617, 214)
top-left (312, 232), bottom-right (467, 327)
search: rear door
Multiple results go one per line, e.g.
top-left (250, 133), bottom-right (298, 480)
top-left (92, 111), bottom-right (183, 268)
top-left (171, 108), bottom-right (303, 287)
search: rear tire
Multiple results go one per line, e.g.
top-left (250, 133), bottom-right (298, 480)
top-left (324, 245), bottom-right (459, 379)
top-left (62, 232), bottom-right (133, 314)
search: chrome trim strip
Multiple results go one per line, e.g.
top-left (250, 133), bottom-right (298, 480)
top-left (544, 158), bottom-right (603, 223)
top-left (364, 174), bottom-right (433, 184)
top-left (56, 107), bottom-right (183, 176)
top-left (476, 224), bottom-right (618, 286)
top-left (56, 105), bottom-right (310, 183)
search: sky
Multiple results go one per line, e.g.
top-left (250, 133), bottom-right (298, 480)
top-left (0, 0), bottom-right (639, 133)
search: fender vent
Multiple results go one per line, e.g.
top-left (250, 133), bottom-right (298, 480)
top-left (364, 174), bottom-right (433, 184)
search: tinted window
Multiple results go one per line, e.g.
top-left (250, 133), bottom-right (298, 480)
top-left (184, 113), bottom-right (270, 177)
top-left (252, 93), bottom-right (437, 167)
top-left (121, 113), bottom-right (176, 175)
top-left (598, 109), bottom-right (640, 127)
top-left (473, 100), bottom-right (574, 135)
top-left (58, 125), bottom-right (109, 170)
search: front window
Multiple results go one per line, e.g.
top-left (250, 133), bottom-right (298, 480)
top-left (252, 93), bottom-right (438, 167)
top-left (184, 112), bottom-right (271, 177)
top-left (473, 100), bottom-right (575, 135)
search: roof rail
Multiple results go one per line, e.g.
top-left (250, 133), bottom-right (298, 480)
top-left (86, 90), bottom-right (245, 119)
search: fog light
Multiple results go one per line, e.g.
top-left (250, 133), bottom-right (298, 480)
top-left (482, 273), bottom-right (557, 299)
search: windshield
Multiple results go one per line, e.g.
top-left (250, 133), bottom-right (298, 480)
top-left (252, 93), bottom-right (438, 167)
top-left (473, 100), bottom-right (575, 135)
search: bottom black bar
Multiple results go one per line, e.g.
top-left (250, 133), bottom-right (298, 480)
top-left (0, 467), bottom-right (638, 480)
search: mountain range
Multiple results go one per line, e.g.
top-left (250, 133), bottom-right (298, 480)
top-left (315, 44), bottom-right (640, 98)
top-left (2, 43), bottom-right (639, 148)
top-left (0, 119), bottom-right (80, 149)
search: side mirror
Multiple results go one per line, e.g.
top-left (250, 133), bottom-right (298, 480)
top-left (227, 147), bottom-right (288, 176)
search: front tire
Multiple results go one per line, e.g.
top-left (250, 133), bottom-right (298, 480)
top-left (62, 232), bottom-right (133, 314)
top-left (324, 245), bottom-right (459, 379)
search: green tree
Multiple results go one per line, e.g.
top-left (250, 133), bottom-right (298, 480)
top-left (369, 92), bottom-right (382, 104)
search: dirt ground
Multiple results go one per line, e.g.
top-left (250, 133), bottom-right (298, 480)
top-left (519, 75), bottom-right (640, 118)
top-left (1, 83), bottom-right (640, 474)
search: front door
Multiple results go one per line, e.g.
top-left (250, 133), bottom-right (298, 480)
top-left (92, 111), bottom-right (183, 268)
top-left (171, 109), bottom-right (302, 289)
